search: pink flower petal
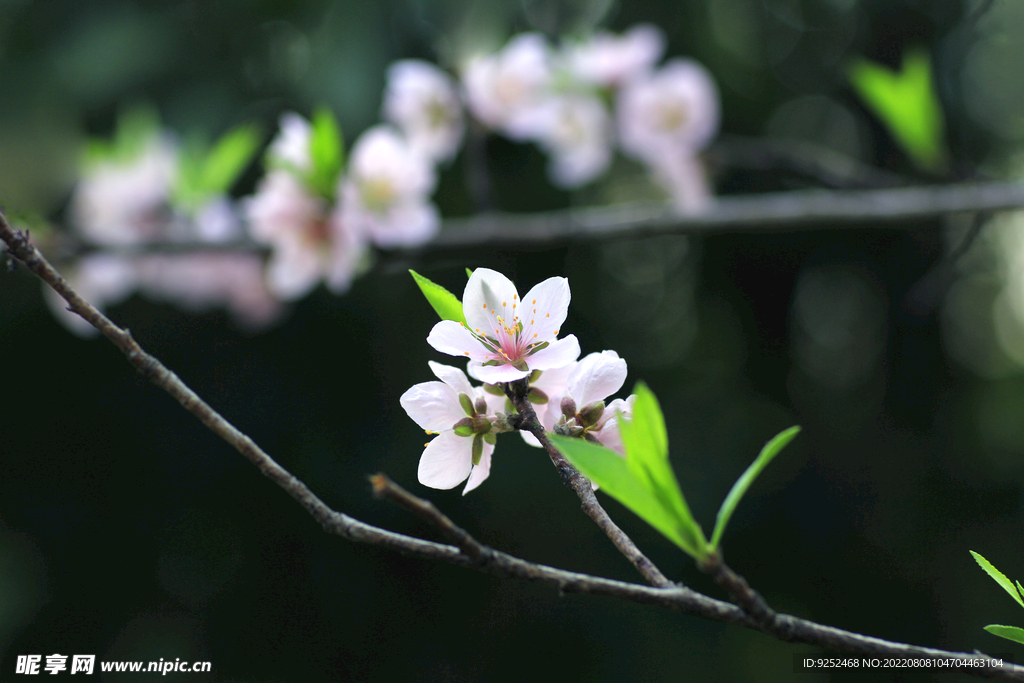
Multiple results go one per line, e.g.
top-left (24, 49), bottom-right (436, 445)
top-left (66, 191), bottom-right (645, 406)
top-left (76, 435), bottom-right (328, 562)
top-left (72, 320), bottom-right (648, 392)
top-left (463, 268), bottom-right (520, 337)
top-left (567, 350), bottom-right (627, 407)
top-left (427, 320), bottom-right (489, 361)
top-left (520, 276), bottom-right (570, 342)
top-left (469, 360), bottom-right (531, 383)
top-left (525, 334), bottom-right (580, 371)
top-left (418, 431), bottom-right (474, 489)
top-left (428, 361), bottom-right (476, 396)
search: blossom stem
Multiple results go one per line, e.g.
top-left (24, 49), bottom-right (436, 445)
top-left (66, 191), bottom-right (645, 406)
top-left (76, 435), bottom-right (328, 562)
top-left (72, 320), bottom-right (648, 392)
top-left (502, 378), bottom-right (674, 589)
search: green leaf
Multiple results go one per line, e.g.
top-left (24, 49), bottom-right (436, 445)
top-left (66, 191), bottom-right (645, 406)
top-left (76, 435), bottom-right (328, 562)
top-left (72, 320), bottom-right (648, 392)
top-left (984, 625), bottom-right (1024, 645)
top-left (550, 435), bottom-right (702, 557)
top-left (308, 106), bottom-right (344, 198)
top-left (618, 383), bottom-right (706, 555)
top-left (971, 551), bottom-right (1024, 608)
top-left (409, 270), bottom-right (467, 325)
top-left (199, 124), bottom-right (261, 196)
top-left (711, 426), bottom-right (801, 549)
top-left (848, 47), bottom-right (947, 172)
top-left (466, 268), bottom-right (474, 279)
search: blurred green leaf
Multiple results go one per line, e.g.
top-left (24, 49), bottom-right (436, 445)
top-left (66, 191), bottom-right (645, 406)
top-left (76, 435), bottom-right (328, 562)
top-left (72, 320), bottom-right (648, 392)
top-left (410, 270), bottom-right (466, 325)
top-left (550, 435), bottom-right (702, 556)
top-left (848, 48), bottom-right (947, 172)
top-left (984, 625), bottom-right (1024, 645)
top-left (86, 105), bottom-right (161, 165)
top-left (711, 426), bottom-right (801, 549)
top-left (199, 124), bottom-right (261, 196)
top-left (971, 551), bottom-right (1024, 608)
top-left (308, 106), bottom-right (345, 199)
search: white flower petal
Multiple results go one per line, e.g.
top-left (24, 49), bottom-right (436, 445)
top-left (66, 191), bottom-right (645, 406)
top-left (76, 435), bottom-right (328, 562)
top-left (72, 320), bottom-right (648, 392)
top-left (469, 361), bottom-right (531, 383)
top-left (418, 431), bottom-right (474, 489)
top-left (428, 361), bottom-right (476, 396)
top-left (463, 268), bottom-right (520, 336)
top-left (400, 381), bottom-right (466, 431)
top-left (520, 276), bottom-right (569, 342)
top-left (525, 334), bottom-right (580, 372)
top-left (568, 350), bottom-right (627, 407)
top-left (520, 430), bottom-right (543, 448)
top-left (462, 443), bottom-right (494, 494)
top-left (427, 320), bottom-right (488, 361)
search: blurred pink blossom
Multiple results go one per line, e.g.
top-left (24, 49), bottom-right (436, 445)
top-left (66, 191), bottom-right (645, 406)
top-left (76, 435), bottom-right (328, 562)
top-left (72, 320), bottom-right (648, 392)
top-left (462, 33), bottom-right (554, 140)
top-left (617, 58), bottom-right (719, 212)
top-left (245, 169), bottom-right (364, 300)
top-left (338, 125), bottom-right (438, 248)
top-left (564, 24), bottom-right (666, 87)
top-left (267, 112), bottom-right (313, 172)
top-left (383, 60), bottom-right (465, 164)
top-left (134, 252), bottom-right (283, 330)
top-left (70, 135), bottom-right (177, 245)
top-left (534, 94), bottom-right (613, 188)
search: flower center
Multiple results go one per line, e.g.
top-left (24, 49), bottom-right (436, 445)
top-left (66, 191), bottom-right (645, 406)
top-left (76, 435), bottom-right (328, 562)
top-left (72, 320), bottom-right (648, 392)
top-left (359, 177), bottom-right (397, 214)
top-left (463, 294), bottom-right (552, 369)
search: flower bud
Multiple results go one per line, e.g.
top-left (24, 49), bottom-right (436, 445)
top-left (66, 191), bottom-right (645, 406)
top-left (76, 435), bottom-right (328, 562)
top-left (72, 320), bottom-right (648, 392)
top-left (578, 400), bottom-right (605, 428)
top-left (453, 417), bottom-right (475, 437)
top-left (560, 396), bottom-right (577, 420)
top-left (475, 396), bottom-right (488, 415)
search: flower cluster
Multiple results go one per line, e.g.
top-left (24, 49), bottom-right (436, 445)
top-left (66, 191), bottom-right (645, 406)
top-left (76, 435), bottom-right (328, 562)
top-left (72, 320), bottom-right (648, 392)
top-left (401, 268), bottom-right (635, 493)
top-left (56, 24), bottom-right (719, 334)
top-left (461, 25), bottom-right (719, 208)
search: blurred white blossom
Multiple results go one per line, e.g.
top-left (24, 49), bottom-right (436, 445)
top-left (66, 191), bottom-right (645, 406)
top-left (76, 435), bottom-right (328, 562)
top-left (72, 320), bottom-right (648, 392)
top-left (383, 60), bottom-right (465, 164)
top-left (43, 254), bottom-right (137, 337)
top-left (338, 125), bottom-right (439, 247)
top-left (462, 33), bottom-right (554, 140)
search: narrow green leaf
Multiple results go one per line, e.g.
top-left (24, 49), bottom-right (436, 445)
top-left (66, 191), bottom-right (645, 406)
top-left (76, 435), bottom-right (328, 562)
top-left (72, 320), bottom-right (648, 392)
top-left (848, 47), bottom-right (947, 172)
top-left (409, 270), bottom-right (467, 325)
top-left (711, 426), bottom-right (801, 549)
top-left (309, 106), bottom-right (344, 197)
top-left (466, 268), bottom-right (474, 279)
top-left (618, 383), bottom-right (707, 557)
top-left (984, 625), bottom-right (1024, 645)
top-left (971, 551), bottom-right (1024, 608)
top-left (199, 124), bottom-right (262, 195)
top-left (551, 435), bottom-right (701, 556)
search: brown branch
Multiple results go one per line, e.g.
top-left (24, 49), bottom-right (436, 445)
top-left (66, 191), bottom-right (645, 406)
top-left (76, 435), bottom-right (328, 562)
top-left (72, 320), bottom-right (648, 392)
top-left (3, 211), bottom-right (1023, 681)
top-left (502, 378), bottom-right (675, 589)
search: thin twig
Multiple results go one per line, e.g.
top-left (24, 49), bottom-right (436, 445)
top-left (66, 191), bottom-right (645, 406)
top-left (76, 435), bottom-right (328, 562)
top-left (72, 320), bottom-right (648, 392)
top-left (3, 211), bottom-right (1022, 680)
top-left (502, 378), bottom-right (675, 589)
top-left (370, 473), bottom-right (489, 561)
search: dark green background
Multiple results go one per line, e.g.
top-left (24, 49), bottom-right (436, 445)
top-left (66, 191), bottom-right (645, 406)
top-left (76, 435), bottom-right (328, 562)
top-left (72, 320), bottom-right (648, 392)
top-left (2, 1), bottom-right (1024, 681)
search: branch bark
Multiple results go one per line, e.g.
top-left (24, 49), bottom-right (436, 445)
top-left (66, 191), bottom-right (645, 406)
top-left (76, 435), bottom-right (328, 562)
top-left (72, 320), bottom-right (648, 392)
top-left (3, 211), bottom-right (1022, 681)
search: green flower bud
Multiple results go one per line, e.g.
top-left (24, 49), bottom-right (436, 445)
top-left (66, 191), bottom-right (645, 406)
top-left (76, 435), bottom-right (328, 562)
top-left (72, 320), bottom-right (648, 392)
top-left (453, 417), bottom-right (475, 437)
top-left (578, 400), bottom-right (605, 428)
top-left (528, 387), bottom-right (549, 404)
